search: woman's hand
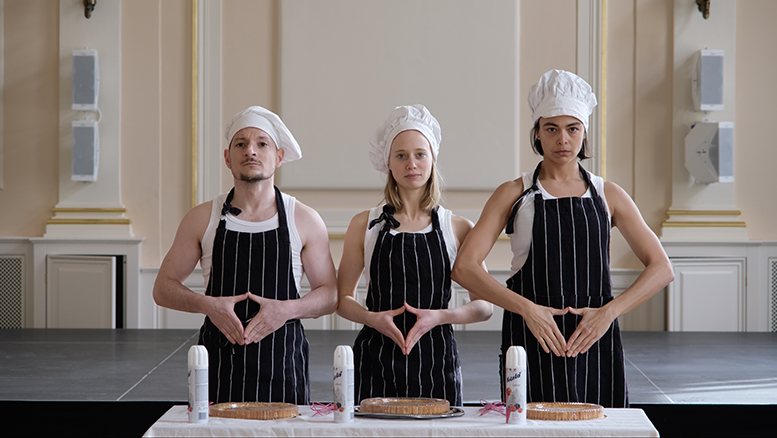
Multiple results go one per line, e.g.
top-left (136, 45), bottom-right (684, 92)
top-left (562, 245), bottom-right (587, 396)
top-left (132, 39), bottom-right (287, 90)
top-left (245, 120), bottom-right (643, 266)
top-left (565, 306), bottom-right (616, 357)
top-left (365, 306), bottom-right (407, 352)
top-left (522, 302), bottom-right (569, 357)
top-left (403, 303), bottom-right (444, 355)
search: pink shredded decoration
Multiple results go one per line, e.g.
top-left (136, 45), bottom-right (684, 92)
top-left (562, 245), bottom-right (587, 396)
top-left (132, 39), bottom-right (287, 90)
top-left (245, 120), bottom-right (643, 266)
top-left (310, 401), bottom-right (335, 416)
top-left (478, 399), bottom-right (506, 416)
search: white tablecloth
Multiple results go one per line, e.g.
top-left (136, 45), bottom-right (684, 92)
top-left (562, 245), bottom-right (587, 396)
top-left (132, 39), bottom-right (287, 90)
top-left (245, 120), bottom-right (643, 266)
top-left (143, 405), bottom-right (659, 437)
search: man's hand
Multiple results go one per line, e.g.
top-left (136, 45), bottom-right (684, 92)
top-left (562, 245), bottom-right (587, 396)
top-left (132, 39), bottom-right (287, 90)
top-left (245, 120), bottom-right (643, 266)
top-left (522, 302), bottom-right (569, 356)
top-left (565, 306), bottom-right (615, 357)
top-left (365, 306), bottom-right (407, 352)
top-left (403, 304), bottom-right (443, 355)
top-left (206, 293), bottom-right (250, 345)
top-left (242, 293), bottom-right (295, 344)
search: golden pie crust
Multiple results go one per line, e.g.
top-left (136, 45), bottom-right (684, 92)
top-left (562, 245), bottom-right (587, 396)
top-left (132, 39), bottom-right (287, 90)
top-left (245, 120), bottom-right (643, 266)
top-left (209, 402), bottom-right (298, 420)
top-left (526, 402), bottom-right (604, 421)
top-left (358, 397), bottom-right (450, 415)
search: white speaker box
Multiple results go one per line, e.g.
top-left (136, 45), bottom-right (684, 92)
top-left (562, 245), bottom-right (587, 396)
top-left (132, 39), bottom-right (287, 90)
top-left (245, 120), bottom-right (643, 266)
top-left (685, 121), bottom-right (734, 184)
top-left (72, 49), bottom-right (99, 111)
top-left (72, 120), bottom-right (99, 182)
top-left (692, 49), bottom-right (724, 112)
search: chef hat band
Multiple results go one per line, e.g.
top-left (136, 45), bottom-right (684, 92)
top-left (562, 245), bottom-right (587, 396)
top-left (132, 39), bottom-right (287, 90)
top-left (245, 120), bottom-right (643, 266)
top-left (369, 104), bottom-right (441, 174)
top-left (227, 113), bottom-right (280, 149)
top-left (224, 106), bottom-right (302, 163)
top-left (528, 69), bottom-right (598, 132)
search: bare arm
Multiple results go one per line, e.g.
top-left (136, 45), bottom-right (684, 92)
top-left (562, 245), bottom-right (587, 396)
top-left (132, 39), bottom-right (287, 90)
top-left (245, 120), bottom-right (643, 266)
top-left (243, 200), bottom-right (338, 343)
top-left (451, 180), bottom-right (568, 356)
top-left (335, 211), bottom-right (407, 350)
top-left (153, 202), bottom-right (249, 345)
top-left (566, 182), bottom-right (674, 356)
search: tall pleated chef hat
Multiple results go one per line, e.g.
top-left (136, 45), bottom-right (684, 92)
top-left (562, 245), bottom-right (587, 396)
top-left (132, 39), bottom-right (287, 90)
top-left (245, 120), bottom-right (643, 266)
top-left (528, 69), bottom-right (598, 132)
top-left (369, 104), bottom-right (441, 174)
top-left (224, 106), bottom-right (302, 163)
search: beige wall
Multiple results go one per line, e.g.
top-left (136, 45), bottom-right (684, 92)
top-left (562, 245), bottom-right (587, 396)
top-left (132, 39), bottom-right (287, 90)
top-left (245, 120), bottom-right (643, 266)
top-left (735, 0), bottom-right (777, 239)
top-left (122, 0), bottom-right (191, 266)
top-left (1, 1), bottom-right (59, 236)
top-left (2, 0), bottom-right (776, 273)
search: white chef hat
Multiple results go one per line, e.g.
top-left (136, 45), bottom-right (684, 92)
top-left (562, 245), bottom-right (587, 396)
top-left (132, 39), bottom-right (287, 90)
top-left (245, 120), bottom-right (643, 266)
top-left (369, 104), bottom-right (441, 174)
top-left (224, 106), bottom-right (302, 163)
top-left (528, 69), bottom-right (598, 132)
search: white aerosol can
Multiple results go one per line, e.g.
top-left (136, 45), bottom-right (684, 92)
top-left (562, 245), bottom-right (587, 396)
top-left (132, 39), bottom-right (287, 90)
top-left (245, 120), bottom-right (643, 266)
top-left (333, 345), bottom-right (354, 423)
top-left (188, 345), bottom-right (209, 424)
top-left (505, 345), bottom-right (527, 423)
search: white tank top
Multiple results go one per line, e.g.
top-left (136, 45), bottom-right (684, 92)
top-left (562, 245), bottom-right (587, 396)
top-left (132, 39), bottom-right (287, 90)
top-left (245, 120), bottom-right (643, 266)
top-left (200, 192), bottom-right (304, 292)
top-left (363, 205), bottom-right (458, 288)
top-left (509, 170), bottom-right (611, 277)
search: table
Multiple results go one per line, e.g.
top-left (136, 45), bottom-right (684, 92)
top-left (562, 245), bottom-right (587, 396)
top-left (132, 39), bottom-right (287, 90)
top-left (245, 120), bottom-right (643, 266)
top-left (143, 405), bottom-right (659, 437)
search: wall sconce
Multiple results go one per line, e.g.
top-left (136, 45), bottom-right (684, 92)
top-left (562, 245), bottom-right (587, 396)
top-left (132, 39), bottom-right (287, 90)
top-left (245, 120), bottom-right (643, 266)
top-left (84, 0), bottom-right (96, 19)
top-left (696, 0), bottom-right (710, 19)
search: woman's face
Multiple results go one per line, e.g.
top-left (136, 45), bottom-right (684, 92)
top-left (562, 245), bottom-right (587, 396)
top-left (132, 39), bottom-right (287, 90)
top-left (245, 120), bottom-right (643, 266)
top-left (536, 115), bottom-right (586, 163)
top-left (387, 129), bottom-right (433, 190)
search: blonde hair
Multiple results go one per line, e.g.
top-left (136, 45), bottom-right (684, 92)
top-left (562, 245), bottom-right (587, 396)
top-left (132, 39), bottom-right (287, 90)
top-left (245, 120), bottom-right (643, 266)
top-left (383, 164), bottom-right (442, 212)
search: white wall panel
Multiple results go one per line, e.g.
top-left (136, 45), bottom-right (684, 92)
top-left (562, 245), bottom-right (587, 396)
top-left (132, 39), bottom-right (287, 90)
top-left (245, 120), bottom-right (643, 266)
top-left (279, 0), bottom-right (520, 190)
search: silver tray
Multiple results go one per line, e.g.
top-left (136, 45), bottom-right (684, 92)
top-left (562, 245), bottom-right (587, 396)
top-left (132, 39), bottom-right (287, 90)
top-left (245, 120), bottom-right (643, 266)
top-left (354, 407), bottom-right (465, 420)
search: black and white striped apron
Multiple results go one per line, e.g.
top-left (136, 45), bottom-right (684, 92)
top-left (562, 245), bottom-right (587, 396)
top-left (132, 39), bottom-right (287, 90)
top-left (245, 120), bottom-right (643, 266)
top-left (353, 205), bottom-right (463, 406)
top-left (501, 162), bottom-right (628, 408)
top-left (199, 186), bottom-right (309, 404)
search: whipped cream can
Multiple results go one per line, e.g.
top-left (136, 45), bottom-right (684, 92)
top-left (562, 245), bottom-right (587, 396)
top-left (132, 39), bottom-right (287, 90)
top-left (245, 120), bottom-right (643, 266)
top-left (188, 345), bottom-right (209, 423)
top-left (333, 345), bottom-right (354, 423)
top-left (505, 345), bottom-right (527, 423)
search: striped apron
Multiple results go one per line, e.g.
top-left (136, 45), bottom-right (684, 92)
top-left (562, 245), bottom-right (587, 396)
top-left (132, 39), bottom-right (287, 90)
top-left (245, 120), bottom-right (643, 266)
top-left (501, 162), bottom-right (628, 408)
top-left (353, 205), bottom-right (463, 406)
top-left (199, 187), bottom-right (309, 404)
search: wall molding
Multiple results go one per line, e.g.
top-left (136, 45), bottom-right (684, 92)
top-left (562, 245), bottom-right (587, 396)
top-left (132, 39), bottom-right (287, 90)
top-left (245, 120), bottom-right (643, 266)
top-left (577, 0), bottom-right (605, 177)
top-left (194, 0), bottom-right (223, 206)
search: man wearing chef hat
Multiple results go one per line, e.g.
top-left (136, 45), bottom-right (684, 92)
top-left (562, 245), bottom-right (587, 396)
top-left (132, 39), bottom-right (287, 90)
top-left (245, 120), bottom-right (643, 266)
top-left (153, 106), bottom-right (337, 404)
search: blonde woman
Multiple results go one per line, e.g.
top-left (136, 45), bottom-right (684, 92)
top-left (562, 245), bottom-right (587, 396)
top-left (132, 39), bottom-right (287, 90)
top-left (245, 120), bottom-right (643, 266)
top-left (336, 105), bottom-right (493, 406)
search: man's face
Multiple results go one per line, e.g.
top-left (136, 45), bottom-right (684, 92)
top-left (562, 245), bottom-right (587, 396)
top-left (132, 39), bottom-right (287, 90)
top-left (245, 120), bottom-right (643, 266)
top-left (224, 127), bottom-right (284, 183)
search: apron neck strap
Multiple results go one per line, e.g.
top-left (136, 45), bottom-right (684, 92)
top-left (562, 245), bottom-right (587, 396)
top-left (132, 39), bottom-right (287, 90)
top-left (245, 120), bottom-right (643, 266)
top-left (369, 204), bottom-right (400, 230)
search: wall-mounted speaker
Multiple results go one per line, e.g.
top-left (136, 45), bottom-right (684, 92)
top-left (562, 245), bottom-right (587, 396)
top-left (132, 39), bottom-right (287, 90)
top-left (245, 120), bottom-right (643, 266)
top-left (692, 49), bottom-right (724, 112)
top-left (72, 120), bottom-right (99, 182)
top-left (72, 49), bottom-right (99, 111)
top-left (685, 121), bottom-right (733, 184)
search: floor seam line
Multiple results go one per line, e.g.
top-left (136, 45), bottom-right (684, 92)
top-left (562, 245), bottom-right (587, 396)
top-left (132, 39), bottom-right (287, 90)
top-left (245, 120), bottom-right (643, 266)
top-left (116, 332), bottom-right (199, 401)
top-left (626, 356), bottom-right (675, 404)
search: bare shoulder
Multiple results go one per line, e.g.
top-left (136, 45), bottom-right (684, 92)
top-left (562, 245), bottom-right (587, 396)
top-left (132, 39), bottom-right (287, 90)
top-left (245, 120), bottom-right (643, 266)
top-left (450, 213), bottom-right (475, 247)
top-left (603, 181), bottom-right (647, 228)
top-left (344, 210), bottom-right (370, 242)
top-left (491, 178), bottom-right (525, 204)
top-left (451, 213), bottom-right (474, 229)
top-left (480, 178), bottom-right (526, 217)
top-left (178, 200), bottom-right (213, 244)
top-left (348, 210), bottom-right (370, 231)
top-left (293, 200), bottom-right (328, 243)
top-left (602, 181), bottom-right (634, 214)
